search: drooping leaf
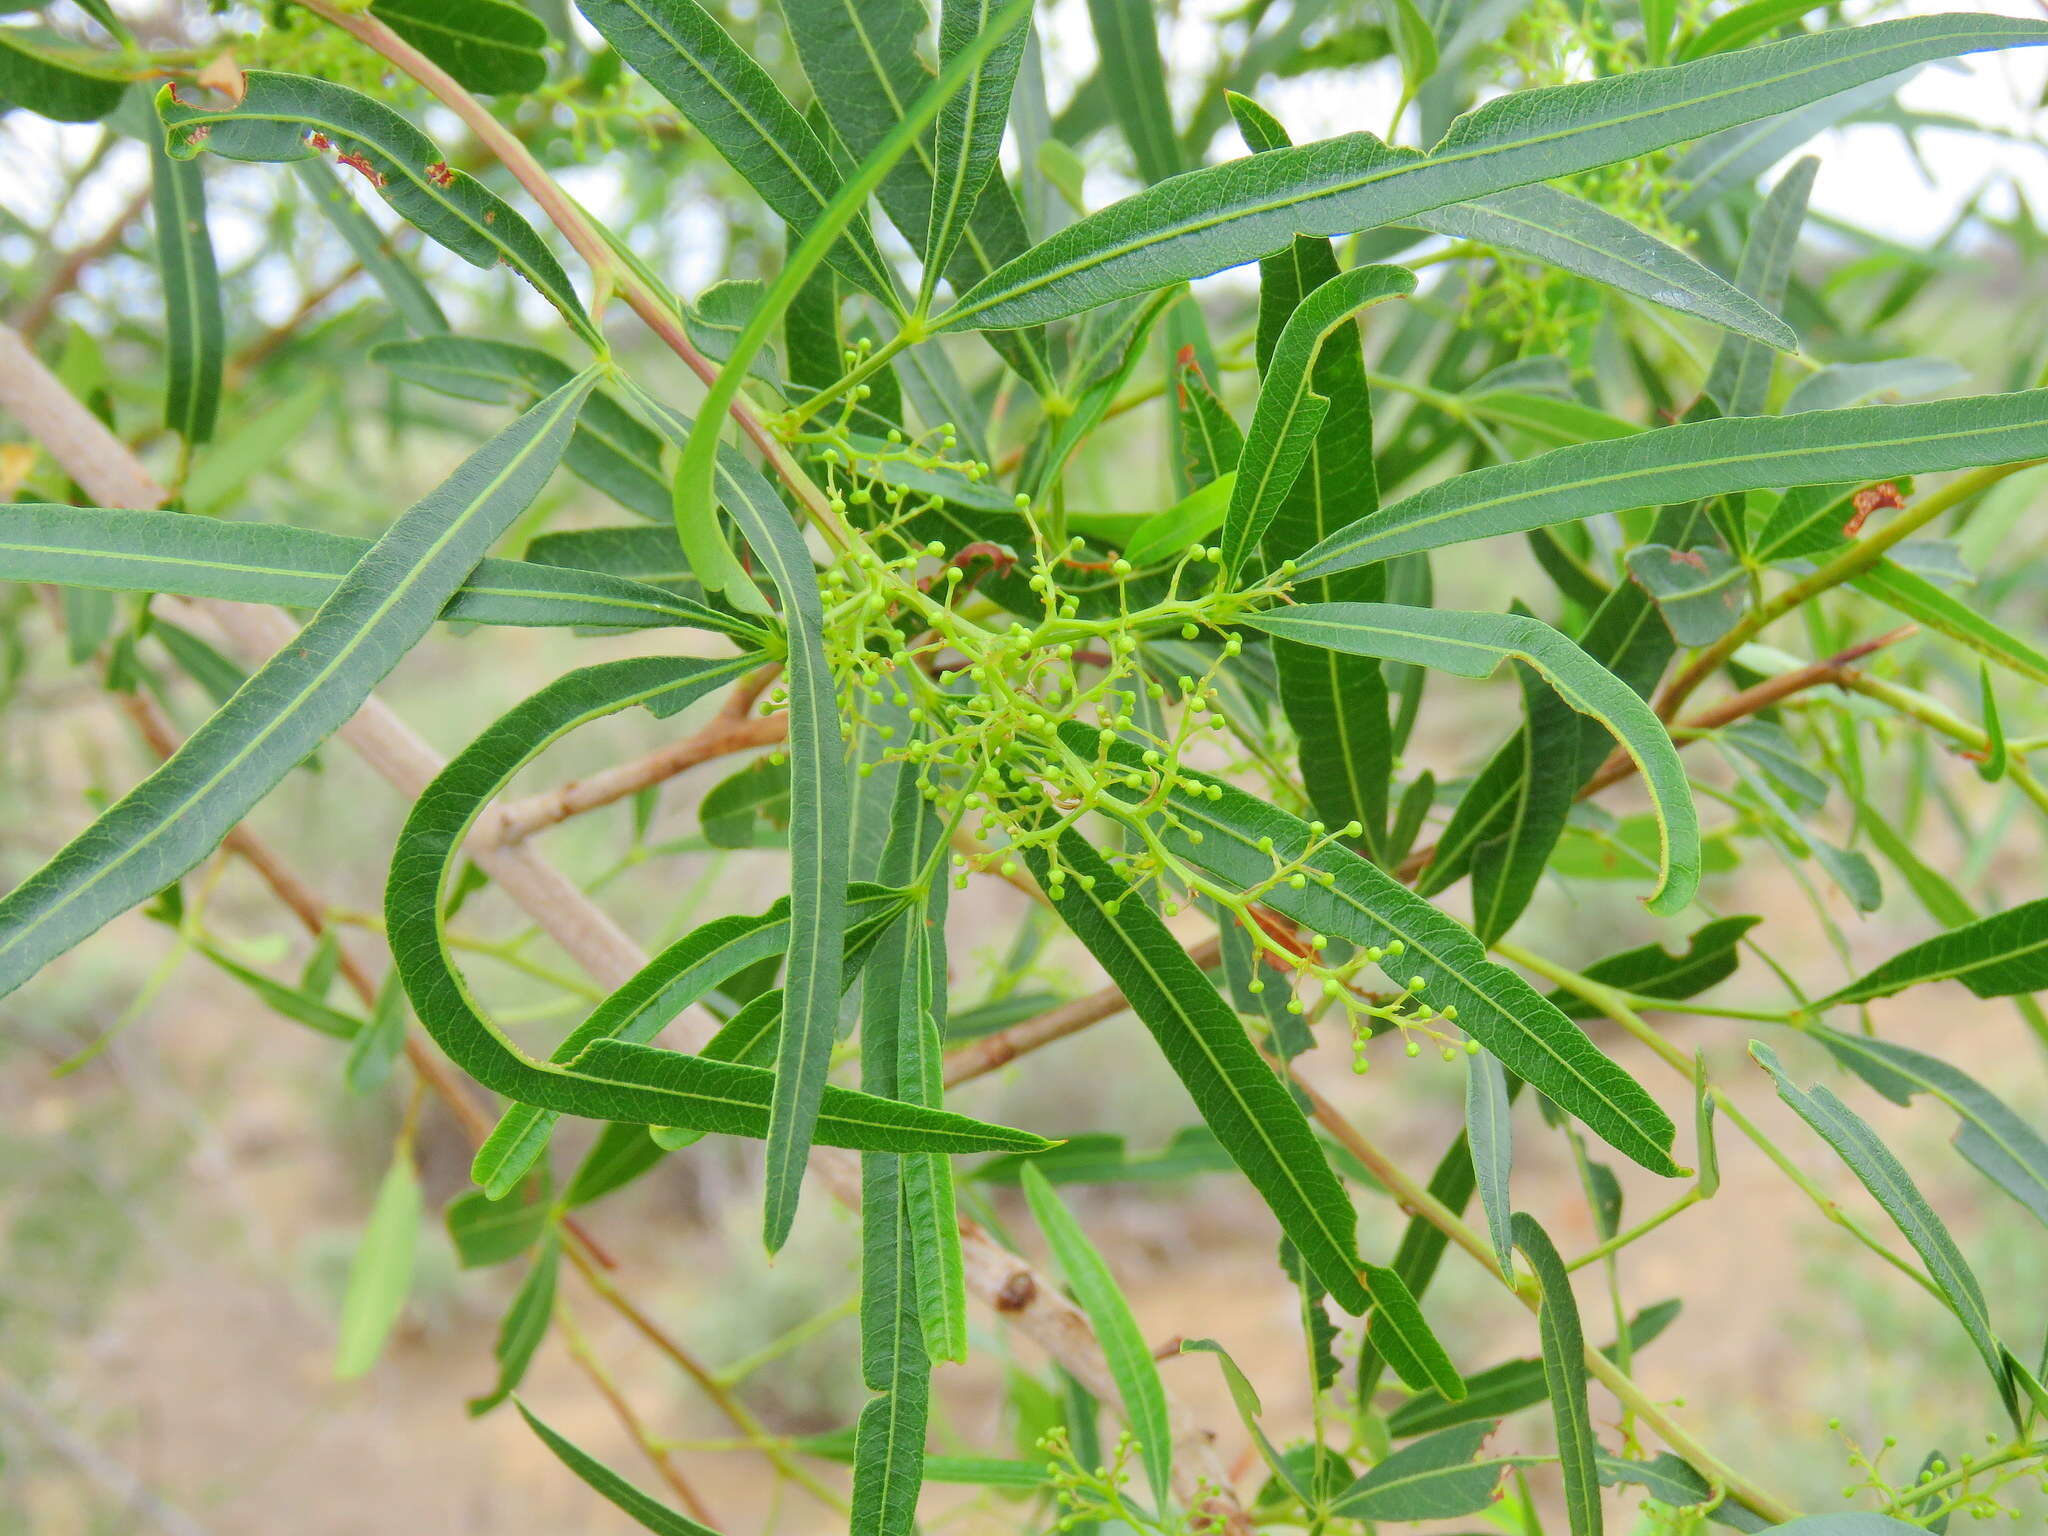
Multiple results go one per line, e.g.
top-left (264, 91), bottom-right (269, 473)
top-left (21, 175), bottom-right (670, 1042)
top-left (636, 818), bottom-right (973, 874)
top-left (369, 0), bottom-right (550, 95)
top-left (158, 73), bottom-right (598, 346)
top-left (935, 16), bottom-right (2048, 330)
top-left (335, 1146), bottom-right (422, 1379)
top-left (1816, 1028), bottom-right (2048, 1228)
top-left (922, 0), bottom-right (1031, 298)
top-left (0, 375), bottom-right (594, 1003)
top-left (1468, 658), bottom-right (1581, 942)
top-left (1750, 1042), bottom-right (2011, 1418)
top-left (292, 158), bottom-right (448, 334)
top-left (1293, 390), bottom-right (2048, 579)
top-left (1027, 829), bottom-right (1370, 1313)
top-left (518, 1402), bottom-right (718, 1536)
top-left (0, 505), bottom-right (754, 639)
top-left (150, 132), bottom-right (224, 445)
top-left (1466, 1049), bottom-right (1515, 1277)
top-left (467, 1234), bottom-right (559, 1415)
top-left (1243, 602), bottom-right (1699, 916)
top-left (1819, 898), bottom-right (2048, 1006)
top-left (1513, 1212), bottom-right (1603, 1536)
top-left (1362, 1262), bottom-right (1466, 1399)
top-left (573, 0), bottom-right (898, 305)
top-left (447, 1182), bottom-right (552, 1267)
top-left (1022, 1164), bottom-right (1173, 1509)
top-left (1074, 733), bottom-right (1681, 1175)
top-left (1545, 917), bottom-right (1761, 1020)
top-left (0, 29), bottom-right (126, 121)
top-left (385, 654), bottom-right (1048, 1157)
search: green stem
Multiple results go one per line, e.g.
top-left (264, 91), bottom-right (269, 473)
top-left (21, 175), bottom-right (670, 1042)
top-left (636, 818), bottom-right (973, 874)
top-left (1566, 1188), bottom-right (1703, 1272)
top-left (1883, 1438), bottom-right (2048, 1518)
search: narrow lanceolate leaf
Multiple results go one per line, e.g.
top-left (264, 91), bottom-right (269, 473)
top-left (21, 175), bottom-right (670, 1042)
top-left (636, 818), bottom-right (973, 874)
top-left (150, 134), bottom-right (224, 445)
top-left (373, 335), bottom-right (673, 523)
top-left (1702, 156), bottom-right (1816, 418)
top-left (158, 74), bottom-right (597, 346)
top-left (1029, 830), bottom-right (1370, 1313)
top-left (1413, 183), bottom-right (1797, 350)
top-left (923, 0), bottom-right (1032, 298)
top-left (1468, 659), bottom-right (1581, 942)
top-left (1362, 1263), bottom-right (1466, 1399)
top-left (292, 159), bottom-right (447, 334)
top-left (1819, 898), bottom-right (2048, 1006)
top-left (1816, 1028), bottom-right (2048, 1229)
top-left (1750, 1043), bottom-right (2010, 1414)
top-left (518, 1403), bottom-right (718, 1536)
top-left (369, 0), bottom-right (549, 95)
top-left (1221, 265), bottom-right (1416, 576)
top-left (574, 0), bottom-right (898, 305)
top-left (0, 31), bottom-right (127, 121)
top-left (1850, 562), bottom-right (2048, 687)
top-left (1466, 1050), bottom-right (1515, 1277)
top-left (780, 0), bottom-right (1051, 392)
top-left (935, 16), bottom-right (2048, 330)
top-left (385, 654), bottom-right (1048, 1157)
top-left (1085, 0), bottom-right (1183, 183)
top-left (1229, 92), bottom-right (1396, 854)
top-left (1544, 916), bottom-right (1760, 1020)
top-left (1243, 603), bottom-right (1699, 916)
top-left (1295, 389), bottom-right (2048, 579)
top-left (467, 1234), bottom-right (559, 1415)
top-left (1022, 1165), bottom-right (1173, 1510)
top-left (335, 1146), bottom-right (422, 1379)
top-left (0, 505), bottom-right (755, 640)
top-left (1072, 735), bottom-right (1681, 1176)
top-left (1513, 1213), bottom-right (1602, 1536)
top-left (1331, 1421), bottom-right (1511, 1522)
top-left (0, 376), bottom-right (592, 1003)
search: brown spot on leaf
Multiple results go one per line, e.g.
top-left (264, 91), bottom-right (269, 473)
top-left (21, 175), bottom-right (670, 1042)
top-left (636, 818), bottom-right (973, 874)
top-left (1843, 481), bottom-right (1905, 537)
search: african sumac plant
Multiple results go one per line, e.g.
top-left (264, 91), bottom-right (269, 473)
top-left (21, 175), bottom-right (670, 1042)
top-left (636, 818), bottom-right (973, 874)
top-left (3, 0), bottom-right (2048, 1531)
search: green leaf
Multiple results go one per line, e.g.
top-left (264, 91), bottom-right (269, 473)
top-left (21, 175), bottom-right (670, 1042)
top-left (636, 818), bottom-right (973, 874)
top-left (518, 1401), bottom-right (718, 1536)
top-left (1028, 829), bottom-right (1370, 1313)
top-left (935, 15), bottom-right (2048, 330)
top-left (1022, 1164), bottom-right (1173, 1509)
top-left (447, 1181), bottom-right (552, 1267)
top-left (0, 505), bottom-right (754, 640)
top-left (1623, 540), bottom-right (1748, 646)
top-left (1468, 658), bottom-right (1581, 942)
top-left (150, 134), bottom-right (223, 445)
top-left (1545, 916), bottom-right (1760, 1020)
top-left (1815, 1028), bottom-right (2048, 1228)
top-left (1294, 390), bottom-right (2048, 580)
top-left (1362, 1262), bottom-right (1465, 1399)
top-left (1819, 898), bottom-right (2048, 1006)
top-left (1849, 561), bottom-right (2048, 687)
top-left (194, 940), bottom-right (365, 1042)
top-left (1702, 157), bottom-right (1815, 418)
top-left (854, 1121), bottom-right (931, 1536)
top-left (159, 73), bottom-right (598, 347)
top-left (0, 375), bottom-right (595, 1004)
top-left (1243, 602), bottom-right (1699, 916)
top-left (1180, 1338), bottom-right (1309, 1500)
top-left (700, 757), bottom-right (792, 848)
top-left (1332, 1421), bottom-right (1511, 1521)
top-left (1220, 264), bottom-right (1416, 577)
top-left (922, 0), bottom-right (1031, 300)
top-left (1679, 0), bottom-right (1831, 60)
top-left (346, 970), bottom-right (412, 1096)
top-left (1414, 184), bottom-right (1798, 350)
top-left (1750, 1042), bottom-right (2010, 1415)
top-left (779, 0), bottom-right (1051, 392)
top-left (385, 654), bottom-right (1047, 1156)
top-left (468, 1234), bottom-right (559, 1415)
top-left (1375, 0), bottom-right (1439, 97)
top-left (1121, 474), bottom-right (1236, 569)
top-left (1084, 0), bottom-right (1182, 183)
top-left (291, 158), bottom-right (447, 334)
top-left (563, 1121), bottom-right (671, 1208)
top-left (1975, 664), bottom-right (2007, 783)
top-left (369, 0), bottom-right (549, 95)
top-left (1466, 1049), bottom-right (1514, 1277)
top-left (971, 1127), bottom-right (1237, 1185)
top-left (573, 0), bottom-right (897, 305)
top-left (373, 335), bottom-right (674, 524)
top-left (1512, 1212), bottom-right (1602, 1536)
top-left (1077, 735), bottom-right (1680, 1175)
top-left (0, 29), bottom-right (126, 121)
top-left (1783, 358), bottom-right (1966, 416)
top-left (1169, 352), bottom-right (1245, 491)
top-left (335, 1146), bottom-right (422, 1379)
